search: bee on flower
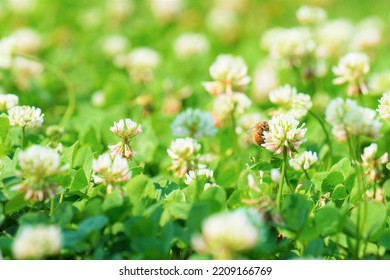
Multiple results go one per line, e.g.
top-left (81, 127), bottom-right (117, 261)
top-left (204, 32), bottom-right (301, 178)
top-left (261, 114), bottom-right (307, 157)
top-left (203, 54), bottom-right (250, 96)
top-left (13, 145), bottom-right (68, 201)
top-left (109, 118), bottom-right (141, 160)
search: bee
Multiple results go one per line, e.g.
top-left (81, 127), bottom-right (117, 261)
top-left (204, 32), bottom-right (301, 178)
top-left (252, 121), bottom-right (269, 146)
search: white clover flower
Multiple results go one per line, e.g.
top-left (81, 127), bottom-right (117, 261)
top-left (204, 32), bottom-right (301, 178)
top-left (377, 92), bottom-right (390, 120)
top-left (12, 56), bottom-right (44, 89)
top-left (110, 118), bottom-right (142, 139)
top-left (11, 28), bottom-right (42, 54)
top-left (0, 93), bottom-right (18, 111)
top-left (203, 54), bottom-right (250, 96)
top-left (107, 0), bottom-right (134, 22)
top-left (167, 137), bottom-right (201, 177)
top-left (171, 108), bottom-right (217, 139)
top-left (262, 27), bottom-right (315, 65)
top-left (270, 168), bottom-right (281, 183)
top-left (262, 114), bottom-right (307, 157)
top-left (0, 36), bottom-right (16, 69)
top-left (92, 153), bottom-right (131, 189)
top-left (91, 90), bottom-right (106, 108)
top-left (269, 85), bottom-right (312, 119)
top-left (13, 225), bottom-right (61, 259)
top-left (184, 168), bottom-right (214, 185)
top-left (317, 19), bottom-right (354, 57)
top-left (101, 35), bottom-right (129, 58)
top-left (7, 105), bottom-right (44, 128)
top-left (351, 17), bottom-right (383, 51)
top-left (206, 7), bottom-right (239, 40)
top-left (332, 52), bottom-right (370, 85)
top-left (192, 208), bottom-right (261, 259)
top-left (325, 98), bottom-right (382, 142)
top-left (126, 47), bottom-right (160, 83)
top-left (252, 60), bottom-right (279, 102)
top-left (213, 93), bottom-right (251, 123)
top-left (361, 143), bottom-right (388, 183)
top-left (15, 145), bottom-right (67, 201)
top-left (150, 0), bottom-right (183, 21)
top-left (296, 5), bottom-right (326, 25)
top-left (174, 33), bottom-right (209, 60)
top-left (289, 151), bottom-right (318, 171)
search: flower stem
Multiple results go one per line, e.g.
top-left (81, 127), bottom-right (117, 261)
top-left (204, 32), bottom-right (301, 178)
top-left (230, 111), bottom-right (238, 154)
top-left (303, 169), bottom-right (310, 180)
top-left (50, 198), bottom-right (55, 216)
top-left (277, 149), bottom-right (287, 209)
top-left (308, 110), bottom-right (333, 169)
top-left (14, 52), bottom-right (76, 126)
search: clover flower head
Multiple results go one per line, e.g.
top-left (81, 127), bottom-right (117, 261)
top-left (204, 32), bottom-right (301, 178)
top-left (203, 54), bottom-right (250, 96)
top-left (213, 93), bottom-right (251, 123)
top-left (13, 224), bottom-right (61, 260)
top-left (184, 168), bottom-right (215, 186)
top-left (171, 108), bottom-right (217, 139)
top-left (0, 93), bottom-right (19, 111)
top-left (11, 28), bottom-right (42, 54)
top-left (110, 118), bottom-right (142, 140)
top-left (14, 145), bottom-right (67, 201)
top-left (377, 92), bottom-right (390, 120)
top-left (101, 34), bottom-right (129, 58)
top-left (289, 151), bottom-right (318, 171)
top-left (92, 152), bottom-right (131, 187)
top-left (126, 47), bottom-right (160, 83)
top-left (174, 33), bottom-right (209, 59)
top-left (150, 0), bottom-right (183, 21)
top-left (296, 5), bottom-right (327, 25)
top-left (167, 137), bottom-right (201, 177)
top-left (261, 114), bottom-right (306, 157)
top-left (326, 97), bottom-right (382, 142)
top-left (269, 84), bottom-right (312, 119)
top-left (361, 143), bottom-right (388, 183)
top-left (333, 52), bottom-right (370, 85)
top-left (192, 208), bottom-right (262, 259)
top-left (7, 105), bottom-right (44, 128)
top-left (351, 17), bottom-right (383, 51)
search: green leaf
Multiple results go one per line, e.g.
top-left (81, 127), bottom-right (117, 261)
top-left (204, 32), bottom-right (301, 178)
top-left (61, 141), bottom-right (79, 166)
top-left (78, 215), bottom-right (109, 234)
top-left (102, 189), bottom-right (124, 211)
top-left (330, 158), bottom-right (351, 179)
top-left (248, 160), bottom-right (272, 171)
top-left (0, 236), bottom-right (13, 255)
top-left (0, 115), bottom-right (10, 142)
top-left (70, 168), bottom-right (88, 192)
top-left (312, 172), bottom-right (328, 192)
top-left (315, 206), bottom-right (343, 236)
top-left (0, 156), bottom-right (16, 180)
top-left (281, 194), bottom-right (310, 232)
top-left (383, 180), bottom-right (390, 199)
top-left (378, 229), bottom-right (390, 250)
top-left (332, 184), bottom-right (348, 200)
top-left (386, 162), bottom-right (390, 171)
top-left (125, 174), bottom-right (156, 215)
top-left (5, 193), bottom-right (29, 214)
top-left (322, 171), bottom-right (344, 193)
top-left (200, 186), bottom-right (226, 210)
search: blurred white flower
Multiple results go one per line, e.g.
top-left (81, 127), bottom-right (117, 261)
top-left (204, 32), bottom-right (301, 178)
top-left (13, 225), bottom-right (61, 259)
top-left (368, 71), bottom-right (390, 93)
top-left (7, 0), bottom-right (37, 14)
top-left (270, 168), bottom-right (281, 183)
top-left (167, 137), bottom-right (201, 177)
top-left (333, 52), bottom-right (370, 85)
top-left (107, 0), bottom-right (134, 22)
top-left (150, 0), bottom-right (183, 22)
top-left (289, 151), bottom-right (318, 171)
top-left (269, 85), bottom-right (312, 119)
top-left (93, 153), bottom-right (131, 189)
top-left (0, 36), bottom-right (16, 69)
top-left (325, 98), bottom-right (382, 142)
top-left (0, 93), bottom-right (18, 111)
top-left (361, 143), bottom-right (388, 183)
top-left (173, 33), bottom-right (209, 59)
top-left (11, 28), bottom-right (42, 54)
top-left (192, 208), bottom-right (261, 259)
top-left (91, 90), bottom-right (106, 108)
top-left (351, 17), bottom-right (383, 51)
top-left (213, 93), bottom-right (252, 123)
top-left (377, 92), bottom-right (390, 120)
top-left (262, 114), bottom-right (307, 157)
top-left (12, 56), bottom-right (44, 89)
top-left (206, 7), bottom-right (239, 41)
top-left (184, 168), bottom-right (215, 188)
top-left (317, 19), bottom-right (354, 57)
top-left (252, 59), bottom-right (279, 102)
top-left (171, 108), bottom-right (217, 139)
top-left (126, 47), bottom-right (160, 83)
top-left (8, 105), bottom-right (44, 128)
top-left (15, 145), bottom-right (67, 201)
top-left (101, 35), bottom-right (129, 58)
top-left (203, 54), bottom-right (250, 96)
top-left (296, 5), bottom-right (327, 25)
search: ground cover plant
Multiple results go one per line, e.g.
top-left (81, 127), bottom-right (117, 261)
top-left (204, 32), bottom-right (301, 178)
top-left (1, 0), bottom-right (390, 260)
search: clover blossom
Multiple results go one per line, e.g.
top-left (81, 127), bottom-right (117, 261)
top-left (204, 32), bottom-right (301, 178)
top-left (109, 118), bottom-right (141, 159)
top-left (361, 143), bottom-right (388, 184)
top-left (262, 114), bottom-right (307, 157)
top-left (7, 105), bottom-right (44, 128)
top-left (167, 137), bottom-right (201, 177)
top-left (377, 91), bottom-right (390, 120)
top-left (0, 93), bottom-right (19, 111)
top-left (289, 151), bottom-right (318, 171)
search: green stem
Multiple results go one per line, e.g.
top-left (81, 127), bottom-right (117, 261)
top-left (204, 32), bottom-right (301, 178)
top-left (59, 190), bottom-right (64, 204)
top-left (230, 111), bottom-right (238, 154)
top-left (277, 150), bottom-right (287, 209)
top-left (14, 52), bottom-right (76, 126)
top-left (303, 169), bottom-right (310, 180)
top-left (309, 110), bottom-right (333, 169)
top-left (50, 198), bottom-right (55, 216)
